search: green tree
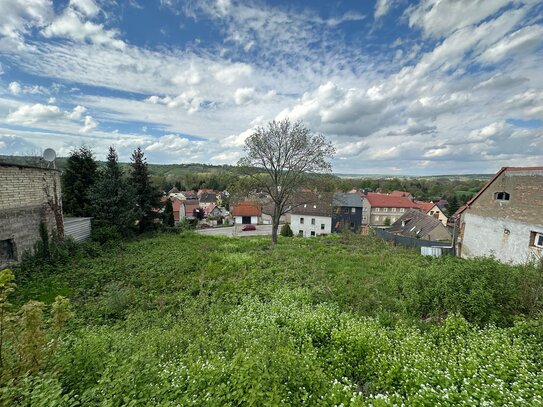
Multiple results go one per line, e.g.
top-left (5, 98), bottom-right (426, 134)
top-left (447, 195), bottom-right (460, 216)
top-left (19, 301), bottom-right (46, 373)
top-left (62, 146), bottom-right (97, 216)
top-left (163, 199), bottom-right (175, 227)
top-left (238, 119), bottom-right (335, 244)
top-left (91, 147), bottom-right (136, 234)
top-left (383, 217), bottom-right (391, 226)
top-left (130, 147), bottom-right (162, 233)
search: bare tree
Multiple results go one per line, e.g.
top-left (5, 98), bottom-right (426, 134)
top-left (238, 119), bottom-right (335, 244)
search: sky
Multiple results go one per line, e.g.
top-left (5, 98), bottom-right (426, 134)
top-left (0, 0), bottom-right (542, 175)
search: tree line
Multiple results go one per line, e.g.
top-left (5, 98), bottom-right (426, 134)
top-left (62, 146), bottom-right (162, 236)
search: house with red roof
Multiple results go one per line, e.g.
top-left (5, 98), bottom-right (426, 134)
top-left (231, 201), bottom-right (262, 225)
top-left (362, 192), bottom-right (420, 226)
top-left (414, 200), bottom-right (448, 226)
top-left (455, 166), bottom-right (543, 264)
top-left (180, 199), bottom-right (200, 221)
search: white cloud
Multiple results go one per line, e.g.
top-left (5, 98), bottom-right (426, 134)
top-left (42, 3), bottom-right (125, 49)
top-left (8, 81), bottom-right (48, 95)
top-left (5, 103), bottom-right (98, 134)
top-left (0, 0), bottom-right (53, 49)
top-left (8, 82), bottom-right (21, 95)
top-left (374, 0), bottom-right (394, 20)
top-left (478, 24), bottom-right (543, 64)
top-left (407, 0), bottom-right (516, 38)
top-left (70, 0), bottom-right (100, 18)
top-left (7, 103), bottom-right (64, 124)
top-left (81, 115), bottom-right (97, 132)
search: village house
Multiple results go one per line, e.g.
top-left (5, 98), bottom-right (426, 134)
top-left (1, 162), bottom-right (63, 268)
top-left (199, 192), bottom-right (217, 209)
top-left (332, 192), bottom-right (364, 233)
top-left (414, 201), bottom-right (448, 226)
top-left (180, 199), bottom-right (200, 221)
top-left (290, 194), bottom-right (333, 237)
top-left (388, 209), bottom-right (452, 241)
top-left (231, 201), bottom-right (261, 225)
top-left (361, 192), bottom-right (420, 226)
top-left (455, 166), bottom-right (543, 265)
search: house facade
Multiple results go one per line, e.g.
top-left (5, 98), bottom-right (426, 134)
top-left (1, 163), bottom-right (63, 268)
top-left (415, 201), bottom-right (448, 225)
top-left (456, 167), bottom-right (543, 265)
top-left (332, 192), bottom-right (363, 233)
top-left (361, 192), bottom-right (420, 226)
top-left (290, 201), bottom-right (332, 237)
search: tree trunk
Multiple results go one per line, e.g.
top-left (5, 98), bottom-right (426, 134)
top-left (271, 203), bottom-right (281, 245)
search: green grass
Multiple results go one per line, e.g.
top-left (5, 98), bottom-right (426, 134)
top-left (4, 233), bottom-right (543, 405)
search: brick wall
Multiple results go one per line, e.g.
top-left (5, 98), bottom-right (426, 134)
top-left (0, 163), bottom-right (62, 268)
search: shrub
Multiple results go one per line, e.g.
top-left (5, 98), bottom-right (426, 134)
top-left (91, 225), bottom-right (121, 245)
top-left (280, 223), bottom-right (294, 237)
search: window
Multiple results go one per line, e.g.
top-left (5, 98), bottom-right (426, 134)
top-left (400, 208), bottom-right (405, 212)
top-left (300, 217), bottom-right (304, 224)
top-left (384, 207), bottom-right (388, 212)
top-left (362, 215), bottom-right (367, 221)
top-left (311, 218), bottom-right (315, 225)
top-left (313, 205), bottom-right (317, 208)
top-left (530, 231), bottom-right (543, 248)
top-left (298, 230), bottom-right (303, 237)
top-left (321, 224), bottom-right (325, 230)
top-left (392, 208), bottom-right (396, 212)
top-left (344, 208), bottom-right (349, 214)
top-left (0, 239), bottom-right (16, 261)
top-left (310, 231), bottom-right (316, 237)
top-left (362, 207), bottom-right (367, 212)
top-left (375, 216), bottom-right (380, 221)
top-left (350, 222), bottom-right (355, 228)
top-left (495, 191), bottom-right (510, 201)
top-left (351, 207), bottom-right (356, 213)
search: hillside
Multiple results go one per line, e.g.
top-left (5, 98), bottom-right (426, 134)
top-left (3, 233), bottom-right (542, 405)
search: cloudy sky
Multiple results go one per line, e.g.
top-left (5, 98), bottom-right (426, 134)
top-left (0, 0), bottom-right (542, 175)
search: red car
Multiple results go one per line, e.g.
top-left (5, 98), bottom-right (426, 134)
top-left (241, 224), bottom-right (256, 231)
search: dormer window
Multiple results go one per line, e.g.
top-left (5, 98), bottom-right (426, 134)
top-left (495, 191), bottom-right (510, 201)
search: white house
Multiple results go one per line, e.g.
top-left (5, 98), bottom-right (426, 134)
top-left (456, 166), bottom-right (543, 265)
top-left (290, 199), bottom-right (332, 237)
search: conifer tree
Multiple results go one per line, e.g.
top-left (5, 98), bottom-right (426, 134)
top-left (163, 199), bottom-right (175, 227)
top-left (91, 147), bottom-right (136, 234)
top-left (62, 146), bottom-right (97, 216)
top-left (130, 147), bottom-right (162, 233)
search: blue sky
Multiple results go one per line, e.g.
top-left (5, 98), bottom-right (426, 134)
top-left (0, 0), bottom-right (542, 175)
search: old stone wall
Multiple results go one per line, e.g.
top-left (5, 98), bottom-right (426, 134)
top-left (466, 170), bottom-right (543, 224)
top-left (0, 163), bottom-right (62, 268)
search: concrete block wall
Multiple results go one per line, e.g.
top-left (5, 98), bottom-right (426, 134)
top-left (0, 164), bottom-right (62, 268)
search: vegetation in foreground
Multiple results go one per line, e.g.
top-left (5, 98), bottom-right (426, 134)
top-left (2, 233), bottom-right (542, 405)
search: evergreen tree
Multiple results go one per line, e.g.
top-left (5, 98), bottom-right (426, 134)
top-left (130, 147), bottom-right (162, 233)
top-left (91, 147), bottom-right (136, 234)
top-left (62, 146), bottom-right (97, 216)
top-left (163, 199), bottom-right (175, 227)
top-left (447, 195), bottom-right (460, 216)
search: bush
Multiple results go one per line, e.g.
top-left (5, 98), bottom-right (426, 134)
top-left (280, 223), bottom-right (294, 237)
top-left (91, 225), bottom-right (121, 245)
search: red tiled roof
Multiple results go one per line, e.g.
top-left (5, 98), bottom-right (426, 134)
top-left (364, 192), bottom-right (420, 208)
top-left (231, 201), bottom-right (261, 216)
top-left (390, 190), bottom-right (411, 198)
top-left (414, 200), bottom-right (435, 213)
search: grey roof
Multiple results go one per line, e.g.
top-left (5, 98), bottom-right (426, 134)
top-left (388, 209), bottom-right (445, 238)
top-left (332, 192), bottom-right (363, 208)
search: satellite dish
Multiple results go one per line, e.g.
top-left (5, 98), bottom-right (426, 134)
top-left (43, 148), bottom-right (56, 168)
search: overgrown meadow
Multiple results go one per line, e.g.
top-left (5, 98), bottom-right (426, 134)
top-left (2, 233), bottom-right (542, 405)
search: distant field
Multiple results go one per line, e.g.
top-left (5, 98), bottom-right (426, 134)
top-left (5, 233), bottom-right (542, 405)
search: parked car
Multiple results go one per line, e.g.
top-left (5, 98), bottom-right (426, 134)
top-left (241, 224), bottom-right (256, 231)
